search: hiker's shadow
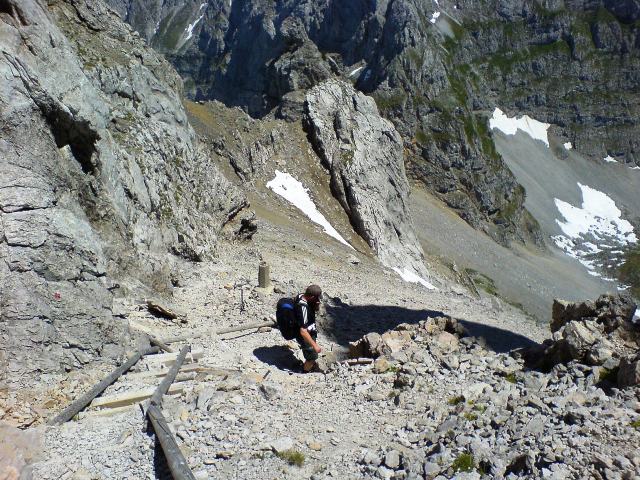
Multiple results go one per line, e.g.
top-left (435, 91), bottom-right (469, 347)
top-left (253, 345), bottom-right (300, 371)
top-left (323, 300), bottom-right (540, 353)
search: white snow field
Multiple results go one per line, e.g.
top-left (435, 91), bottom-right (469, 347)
top-left (267, 170), bottom-right (352, 249)
top-left (552, 183), bottom-right (637, 277)
top-left (490, 107), bottom-right (551, 147)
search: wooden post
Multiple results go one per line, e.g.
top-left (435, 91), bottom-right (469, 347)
top-left (147, 404), bottom-right (197, 480)
top-left (258, 262), bottom-right (270, 289)
top-left (47, 346), bottom-right (160, 425)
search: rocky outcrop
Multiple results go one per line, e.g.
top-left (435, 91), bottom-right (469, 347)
top-left (343, 316), bottom-right (640, 478)
top-left (525, 295), bottom-right (640, 387)
top-left (305, 80), bottom-right (432, 283)
top-left (0, 0), bottom-right (245, 382)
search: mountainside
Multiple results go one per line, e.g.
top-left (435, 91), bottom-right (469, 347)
top-left (2, 1), bottom-right (640, 479)
top-left (106, 0), bottom-right (639, 247)
top-left (0, 0), bottom-right (245, 382)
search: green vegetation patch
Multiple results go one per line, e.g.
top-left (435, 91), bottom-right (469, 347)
top-left (631, 419), bottom-right (640, 429)
top-left (276, 449), bottom-right (305, 467)
top-left (372, 90), bottom-right (407, 112)
top-left (448, 395), bottom-right (465, 406)
top-left (452, 453), bottom-right (475, 473)
top-left (505, 372), bottom-right (518, 384)
top-left (465, 268), bottom-right (499, 296)
top-left (598, 367), bottom-right (619, 383)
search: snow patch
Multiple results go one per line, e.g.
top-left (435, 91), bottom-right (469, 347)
top-left (348, 66), bottom-right (364, 78)
top-left (430, 11), bottom-right (441, 24)
top-left (604, 155), bottom-right (617, 163)
top-left (552, 183), bottom-right (637, 278)
top-left (564, 142), bottom-right (572, 150)
top-left (185, 3), bottom-right (207, 41)
top-left (489, 107), bottom-right (550, 147)
top-left (633, 308), bottom-right (639, 323)
top-left (392, 267), bottom-right (436, 290)
top-left (266, 170), bottom-right (353, 249)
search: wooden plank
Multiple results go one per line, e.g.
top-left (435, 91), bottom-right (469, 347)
top-left (47, 346), bottom-right (160, 425)
top-left (143, 348), bottom-right (203, 366)
top-left (89, 383), bottom-right (184, 409)
top-left (147, 404), bottom-right (196, 480)
top-left (150, 345), bottom-right (189, 407)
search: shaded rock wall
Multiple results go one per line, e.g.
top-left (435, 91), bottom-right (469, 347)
top-left (0, 0), bottom-right (245, 383)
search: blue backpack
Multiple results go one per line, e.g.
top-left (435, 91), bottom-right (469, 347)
top-left (276, 297), bottom-right (299, 340)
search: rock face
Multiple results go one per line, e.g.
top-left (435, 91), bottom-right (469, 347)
top-left (304, 80), bottom-right (431, 281)
top-left (526, 295), bottom-right (640, 388)
top-left (0, 0), bottom-right (245, 382)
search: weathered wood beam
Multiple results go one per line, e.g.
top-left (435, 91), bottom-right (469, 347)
top-left (147, 404), bottom-right (196, 480)
top-left (143, 348), bottom-right (203, 367)
top-left (47, 346), bottom-right (160, 425)
top-left (150, 345), bottom-right (190, 407)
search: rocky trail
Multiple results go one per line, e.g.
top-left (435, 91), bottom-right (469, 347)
top-left (13, 206), bottom-right (639, 480)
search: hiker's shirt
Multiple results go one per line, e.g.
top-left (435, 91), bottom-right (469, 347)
top-left (295, 294), bottom-right (317, 333)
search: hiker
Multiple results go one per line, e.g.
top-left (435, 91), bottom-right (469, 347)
top-left (276, 285), bottom-right (323, 372)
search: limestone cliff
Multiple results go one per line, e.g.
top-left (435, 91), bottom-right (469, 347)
top-left (0, 0), bottom-right (245, 382)
top-left (107, 0), bottom-right (640, 246)
top-left (305, 80), bottom-right (431, 283)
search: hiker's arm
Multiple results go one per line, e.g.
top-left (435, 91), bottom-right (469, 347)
top-left (299, 328), bottom-right (321, 353)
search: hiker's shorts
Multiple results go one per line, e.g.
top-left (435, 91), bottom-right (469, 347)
top-left (296, 329), bottom-right (318, 361)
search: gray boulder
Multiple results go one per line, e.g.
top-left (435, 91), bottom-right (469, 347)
top-left (304, 79), bottom-right (432, 284)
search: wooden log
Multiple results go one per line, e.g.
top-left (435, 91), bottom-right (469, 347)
top-left (215, 320), bottom-right (276, 335)
top-left (150, 345), bottom-right (190, 407)
top-left (146, 299), bottom-right (186, 322)
top-left (89, 383), bottom-right (185, 409)
top-left (162, 320), bottom-right (276, 344)
top-left (47, 346), bottom-right (159, 425)
top-left (147, 404), bottom-right (196, 480)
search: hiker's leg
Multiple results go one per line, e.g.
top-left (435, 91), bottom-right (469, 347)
top-left (301, 331), bottom-right (319, 372)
